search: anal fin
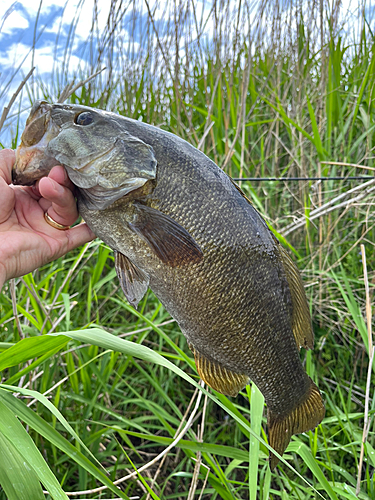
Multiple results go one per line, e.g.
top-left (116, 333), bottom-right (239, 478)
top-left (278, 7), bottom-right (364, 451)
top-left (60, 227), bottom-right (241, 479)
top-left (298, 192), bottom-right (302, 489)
top-left (115, 251), bottom-right (149, 308)
top-left (268, 378), bottom-right (325, 469)
top-left (192, 347), bottom-right (249, 397)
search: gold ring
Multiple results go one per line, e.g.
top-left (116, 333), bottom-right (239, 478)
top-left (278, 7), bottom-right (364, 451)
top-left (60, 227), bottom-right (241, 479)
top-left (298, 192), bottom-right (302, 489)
top-left (44, 212), bottom-right (71, 230)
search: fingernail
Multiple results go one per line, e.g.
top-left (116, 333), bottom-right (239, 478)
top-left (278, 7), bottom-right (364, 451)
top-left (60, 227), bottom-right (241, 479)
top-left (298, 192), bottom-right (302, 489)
top-left (50, 178), bottom-right (64, 196)
top-left (61, 166), bottom-right (68, 181)
top-left (32, 180), bottom-right (41, 196)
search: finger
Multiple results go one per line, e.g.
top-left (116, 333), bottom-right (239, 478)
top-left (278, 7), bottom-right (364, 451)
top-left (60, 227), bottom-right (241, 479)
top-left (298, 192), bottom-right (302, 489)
top-left (38, 177), bottom-right (79, 226)
top-left (0, 149), bottom-right (16, 184)
top-left (33, 165), bottom-right (73, 197)
top-left (48, 165), bottom-right (75, 190)
top-left (64, 223), bottom-right (96, 252)
top-left (0, 149), bottom-right (16, 223)
top-left (0, 177), bottom-right (15, 224)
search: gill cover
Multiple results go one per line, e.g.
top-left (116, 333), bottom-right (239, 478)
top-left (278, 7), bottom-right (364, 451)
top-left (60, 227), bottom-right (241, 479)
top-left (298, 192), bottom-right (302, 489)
top-left (46, 105), bottom-right (157, 209)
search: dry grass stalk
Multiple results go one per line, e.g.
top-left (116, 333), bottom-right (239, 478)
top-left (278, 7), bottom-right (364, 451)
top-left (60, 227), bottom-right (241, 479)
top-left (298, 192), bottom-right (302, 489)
top-left (356, 245), bottom-right (374, 495)
top-left (145, 385), bottom-right (203, 500)
top-left (20, 278), bottom-right (48, 318)
top-left (321, 161), bottom-right (375, 172)
top-left (318, 162), bottom-right (323, 328)
top-left (187, 389), bottom-right (208, 500)
top-left (9, 279), bottom-right (23, 339)
top-left (59, 385), bottom-right (203, 497)
top-left (57, 68), bottom-right (106, 103)
top-left (222, 53), bottom-right (251, 173)
top-left (143, 0), bottom-right (198, 144)
top-left (196, 466), bottom-right (210, 500)
top-left (283, 179), bottom-right (375, 236)
top-left (0, 67), bottom-right (35, 134)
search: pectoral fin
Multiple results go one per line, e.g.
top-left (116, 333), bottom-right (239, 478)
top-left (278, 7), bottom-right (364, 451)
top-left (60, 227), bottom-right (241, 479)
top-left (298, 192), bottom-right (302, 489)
top-left (129, 203), bottom-right (203, 267)
top-left (115, 251), bottom-right (149, 308)
top-left (279, 245), bottom-right (314, 350)
top-left (192, 347), bottom-right (249, 397)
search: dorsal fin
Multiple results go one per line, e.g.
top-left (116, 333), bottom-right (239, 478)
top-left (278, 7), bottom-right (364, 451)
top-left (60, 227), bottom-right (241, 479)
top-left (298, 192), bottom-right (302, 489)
top-left (191, 346), bottom-right (249, 397)
top-left (230, 178), bottom-right (251, 200)
top-left (278, 245), bottom-right (314, 350)
top-left (230, 178), bottom-right (313, 350)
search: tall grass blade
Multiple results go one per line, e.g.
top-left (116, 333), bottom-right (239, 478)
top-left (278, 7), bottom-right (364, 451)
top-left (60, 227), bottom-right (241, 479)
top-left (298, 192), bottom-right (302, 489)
top-left (0, 399), bottom-right (69, 500)
top-left (0, 391), bottom-right (129, 499)
top-left (248, 383), bottom-right (264, 500)
top-left (0, 433), bottom-right (44, 500)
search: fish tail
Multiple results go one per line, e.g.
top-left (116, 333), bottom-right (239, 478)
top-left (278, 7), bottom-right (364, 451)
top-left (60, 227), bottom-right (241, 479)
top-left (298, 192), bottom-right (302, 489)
top-left (267, 378), bottom-right (325, 470)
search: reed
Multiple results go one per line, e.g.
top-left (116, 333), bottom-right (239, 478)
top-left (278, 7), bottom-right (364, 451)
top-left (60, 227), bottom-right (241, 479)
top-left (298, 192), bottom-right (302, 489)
top-left (0, 0), bottom-right (374, 498)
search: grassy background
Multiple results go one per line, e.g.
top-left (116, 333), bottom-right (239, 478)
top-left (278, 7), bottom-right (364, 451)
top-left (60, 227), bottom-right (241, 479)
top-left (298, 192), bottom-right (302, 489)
top-left (1, 0), bottom-right (375, 498)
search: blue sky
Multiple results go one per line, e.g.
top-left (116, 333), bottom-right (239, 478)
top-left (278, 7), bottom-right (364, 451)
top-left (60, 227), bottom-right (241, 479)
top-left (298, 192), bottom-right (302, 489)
top-left (0, 0), bottom-right (364, 146)
top-left (0, 0), bottom-right (158, 143)
top-left (0, 0), bottom-right (211, 145)
top-left (0, 1), bottom-right (113, 94)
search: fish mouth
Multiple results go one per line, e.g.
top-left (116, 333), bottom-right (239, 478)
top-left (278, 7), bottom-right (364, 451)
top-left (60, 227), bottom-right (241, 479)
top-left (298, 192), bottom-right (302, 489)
top-left (12, 101), bottom-right (61, 185)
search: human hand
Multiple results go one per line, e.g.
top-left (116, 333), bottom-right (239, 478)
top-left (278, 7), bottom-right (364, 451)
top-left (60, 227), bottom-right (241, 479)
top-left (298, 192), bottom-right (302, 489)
top-left (0, 149), bottom-right (95, 288)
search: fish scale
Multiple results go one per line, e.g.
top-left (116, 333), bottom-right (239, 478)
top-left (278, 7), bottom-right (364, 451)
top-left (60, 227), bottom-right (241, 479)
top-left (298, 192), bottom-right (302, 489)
top-left (13, 100), bottom-right (325, 469)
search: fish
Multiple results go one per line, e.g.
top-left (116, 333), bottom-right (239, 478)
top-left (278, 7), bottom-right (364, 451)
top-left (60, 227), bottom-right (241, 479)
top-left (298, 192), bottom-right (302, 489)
top-left (13, 100), bottom-right (325, 469)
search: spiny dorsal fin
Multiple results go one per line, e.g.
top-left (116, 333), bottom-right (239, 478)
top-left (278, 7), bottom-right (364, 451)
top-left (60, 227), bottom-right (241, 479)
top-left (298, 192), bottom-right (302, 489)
top-left (279, 245), bottom-right (314, 350)
top-left (129, 203), bottom-right (203, 268)
top-left (192, 347), bottom-right (249, 397)
top-left (230, 178), bottom-right (254, 206)
top-left (267, 378), bottom-right (325, 469)
top-left (115, 251), bottom-right (149, 308)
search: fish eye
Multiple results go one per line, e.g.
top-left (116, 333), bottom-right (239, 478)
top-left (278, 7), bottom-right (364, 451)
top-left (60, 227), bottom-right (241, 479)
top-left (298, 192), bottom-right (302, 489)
top-left (75, 112), bottom-right (94, 126)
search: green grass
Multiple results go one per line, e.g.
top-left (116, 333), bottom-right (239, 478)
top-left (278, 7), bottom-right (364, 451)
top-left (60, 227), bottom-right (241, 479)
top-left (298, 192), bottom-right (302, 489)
top-left (1, 0), bottom-right (375, 498)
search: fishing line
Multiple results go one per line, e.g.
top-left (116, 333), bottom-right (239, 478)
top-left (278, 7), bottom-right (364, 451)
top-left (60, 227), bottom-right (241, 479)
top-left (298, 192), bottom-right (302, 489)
top-left (232, 176), bottom-right (374, 182)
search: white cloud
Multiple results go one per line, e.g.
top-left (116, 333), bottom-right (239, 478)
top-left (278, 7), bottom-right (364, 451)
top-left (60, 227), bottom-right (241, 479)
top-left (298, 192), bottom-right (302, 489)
top-left (0, 40), bottom-right (85, 76)
top-left (0, 1), bottom-right (96, 71)
top-left (0, 0), bottom-right (103, 40)
top-left (33, 44), bottom-right (85, 74)
top-left (0, 41), bottom-right (29, 68)
top-left (42, 0), bottom-right (115, 37)
top-left (0, 10), bottom-right (29, 36)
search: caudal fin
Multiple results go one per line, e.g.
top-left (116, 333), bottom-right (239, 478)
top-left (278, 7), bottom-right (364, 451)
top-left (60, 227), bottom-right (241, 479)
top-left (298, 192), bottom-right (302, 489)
top-left (268, 379), bottom-right (325, 470)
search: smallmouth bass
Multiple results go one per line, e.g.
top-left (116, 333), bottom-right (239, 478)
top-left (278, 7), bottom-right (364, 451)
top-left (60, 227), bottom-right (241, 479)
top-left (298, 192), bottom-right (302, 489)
top-left (13, 101), bottom-right (325, 469)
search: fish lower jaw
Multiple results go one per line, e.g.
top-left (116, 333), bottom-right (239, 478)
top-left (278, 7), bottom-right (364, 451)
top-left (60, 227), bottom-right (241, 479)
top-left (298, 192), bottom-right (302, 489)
top-left (13, 146), bottom-right (50, 185)
top-left (13, 119), bottom-right (62, 185)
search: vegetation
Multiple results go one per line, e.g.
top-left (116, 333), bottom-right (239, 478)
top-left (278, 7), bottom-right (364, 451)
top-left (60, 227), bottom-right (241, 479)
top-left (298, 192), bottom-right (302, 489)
top-left (1, 0), bottom-right (375, 498)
